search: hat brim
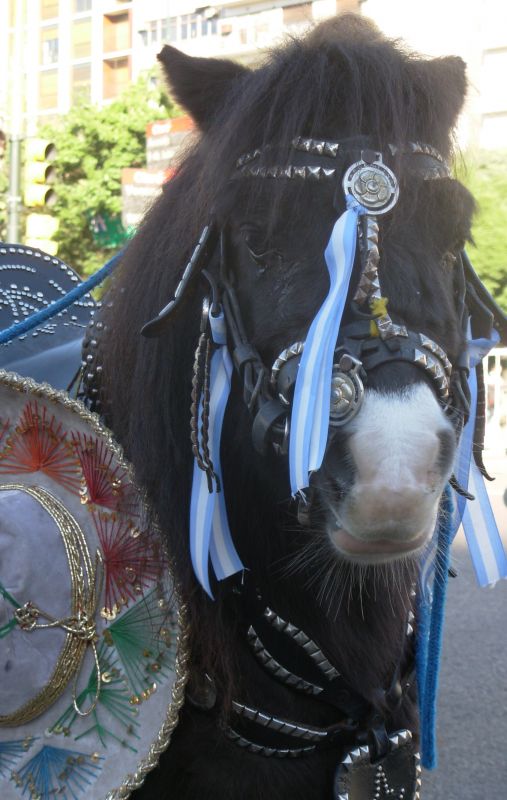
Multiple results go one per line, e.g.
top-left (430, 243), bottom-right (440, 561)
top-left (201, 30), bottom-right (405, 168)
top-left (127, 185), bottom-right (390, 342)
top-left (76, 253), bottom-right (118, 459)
top-left (0, 369), bottom-right (189, 799)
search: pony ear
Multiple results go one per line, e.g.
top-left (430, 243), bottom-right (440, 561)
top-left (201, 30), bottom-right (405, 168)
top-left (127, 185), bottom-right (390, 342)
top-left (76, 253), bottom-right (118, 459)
top-left (158, 46), bottom-right (249, 130)
top-left (410, 55), bottom-right (467, 133)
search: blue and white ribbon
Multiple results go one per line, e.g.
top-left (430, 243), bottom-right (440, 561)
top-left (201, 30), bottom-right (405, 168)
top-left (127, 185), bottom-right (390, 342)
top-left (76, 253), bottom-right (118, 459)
top-left (189, 309), bottom-right (244, 597)
top-left (289, 196), bottom-right (366, 494)
top-left (451, 328), bottom-right (507, 586)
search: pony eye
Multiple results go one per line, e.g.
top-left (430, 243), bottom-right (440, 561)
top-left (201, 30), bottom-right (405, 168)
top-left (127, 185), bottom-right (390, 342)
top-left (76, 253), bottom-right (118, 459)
top-left (243, 231), bottom-right (284, 272)
top-left (247, 245), bottom-right (284, 272)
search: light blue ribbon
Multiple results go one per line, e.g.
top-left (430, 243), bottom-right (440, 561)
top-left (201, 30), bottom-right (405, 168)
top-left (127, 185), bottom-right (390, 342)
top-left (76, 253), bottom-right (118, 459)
top-left (289, 196), bottom-right (366, 494)
top-left (451, 328), bottom-right (507, 586)
top-left (189, 309), bottom-right (245, 597)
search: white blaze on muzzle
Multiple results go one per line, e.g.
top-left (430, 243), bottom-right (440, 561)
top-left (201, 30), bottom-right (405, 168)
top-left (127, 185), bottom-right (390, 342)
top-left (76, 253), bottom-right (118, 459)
top-left (339, 384), bottom-right (454, 544)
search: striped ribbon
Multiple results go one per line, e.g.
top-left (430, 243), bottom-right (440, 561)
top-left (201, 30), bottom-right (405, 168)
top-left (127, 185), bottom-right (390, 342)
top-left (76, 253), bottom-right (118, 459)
top-left (416, 334), bottom-right (507, 768)
top-left (289, 196), bottom-right (366, 495)
top-left (451, 329), bottom-right (507, 586)
top-left (189, 309), bottom-right (245, 597)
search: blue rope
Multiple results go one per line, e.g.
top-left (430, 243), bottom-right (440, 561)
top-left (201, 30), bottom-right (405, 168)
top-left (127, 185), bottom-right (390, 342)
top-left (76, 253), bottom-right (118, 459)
top-left (0, 250), bottom-right (123, 345)
top-left (416, 484), bottom-right (453, 770)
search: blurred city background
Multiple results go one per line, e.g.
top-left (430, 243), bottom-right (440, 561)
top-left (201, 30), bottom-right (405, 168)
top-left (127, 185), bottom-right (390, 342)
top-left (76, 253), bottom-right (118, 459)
top-left (0, 2), bottom-right (506, 797)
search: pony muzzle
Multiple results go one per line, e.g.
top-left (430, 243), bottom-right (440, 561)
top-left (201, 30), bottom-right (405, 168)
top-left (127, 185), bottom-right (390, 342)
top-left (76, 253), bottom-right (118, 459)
top-left (323, 383), bottom-right (455, 562)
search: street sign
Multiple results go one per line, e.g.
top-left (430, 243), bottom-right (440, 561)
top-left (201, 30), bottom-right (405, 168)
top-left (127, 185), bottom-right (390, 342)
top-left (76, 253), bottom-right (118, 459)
top-left (88, 212), bottom-right (131, 249)
top-left (121, 167), bottom-right (174, 229)
top-left (145, 116), bottom-right (194, 167)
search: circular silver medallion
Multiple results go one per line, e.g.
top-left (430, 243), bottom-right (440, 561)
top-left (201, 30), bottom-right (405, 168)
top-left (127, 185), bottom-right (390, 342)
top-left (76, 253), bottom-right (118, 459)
top-left (329, 355), bottom-right (364, 426)
top-left (343, 158), bottom-right (399, 214)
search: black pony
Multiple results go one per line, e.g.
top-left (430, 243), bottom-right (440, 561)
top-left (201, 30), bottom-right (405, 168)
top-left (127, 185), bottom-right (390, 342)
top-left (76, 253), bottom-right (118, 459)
top-left (98, 14), bottom-right (479, 800)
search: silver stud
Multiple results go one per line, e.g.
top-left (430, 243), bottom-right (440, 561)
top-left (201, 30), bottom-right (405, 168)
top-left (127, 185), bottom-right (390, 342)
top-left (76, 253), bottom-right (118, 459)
top-left (307, 166), bottom-right (321, 180)
top-left (413, 350), bottom-right (428, 368)
top-left (323, 142), bottom-right (340, 157)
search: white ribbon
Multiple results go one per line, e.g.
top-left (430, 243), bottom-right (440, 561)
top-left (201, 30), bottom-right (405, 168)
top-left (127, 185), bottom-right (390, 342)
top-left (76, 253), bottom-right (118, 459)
top-left (189, 310), bottom-right (244, 597)
top-left (289, 196), bottom-right (366, 495)
top-left (451, 329), bottom-right (507, 586)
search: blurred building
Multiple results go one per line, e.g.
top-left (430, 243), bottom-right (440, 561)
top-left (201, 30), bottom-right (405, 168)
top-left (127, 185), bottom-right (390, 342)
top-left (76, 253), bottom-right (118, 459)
top-left (0, 0), bottom-right (135, 134)
top-left (132, 0), bottom-right (358, 70)
top-left (0, 0), bottom-right (358, 136)
top-left (0, 0), bottom-right (506, 148)
top-left (362, 0), bottom-right (507, 151)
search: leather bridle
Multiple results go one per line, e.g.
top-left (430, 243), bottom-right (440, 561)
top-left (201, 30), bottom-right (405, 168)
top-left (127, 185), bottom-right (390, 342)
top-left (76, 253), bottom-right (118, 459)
top-left (143, 136), bottom-right (502, 497)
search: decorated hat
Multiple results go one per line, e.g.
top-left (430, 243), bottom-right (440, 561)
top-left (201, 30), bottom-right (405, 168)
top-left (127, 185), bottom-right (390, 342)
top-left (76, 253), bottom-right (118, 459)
top-left (0, 369), bottom-right (188, 799)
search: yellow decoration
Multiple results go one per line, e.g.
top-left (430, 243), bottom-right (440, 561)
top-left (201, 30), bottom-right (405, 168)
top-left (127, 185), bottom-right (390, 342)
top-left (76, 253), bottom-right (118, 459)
top-left (369, 296), bottom-right (389, 337)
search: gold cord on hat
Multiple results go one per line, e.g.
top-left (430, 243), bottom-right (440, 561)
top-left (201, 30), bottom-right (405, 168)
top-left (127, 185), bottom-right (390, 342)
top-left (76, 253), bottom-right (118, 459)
top-left (0, 485), bottom-right (103, 726)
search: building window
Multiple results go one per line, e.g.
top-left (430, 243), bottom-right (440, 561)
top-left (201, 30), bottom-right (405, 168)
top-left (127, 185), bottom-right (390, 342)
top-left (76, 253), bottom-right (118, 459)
top-left (40, 0), bottom-right (59, 20)
top-left (103, 56), bottom-right (130, 100)
top-left (74, 0), bottom-right (92, 11)
top-left (72, 63), bottom-right (91, 103)
top-left (143, 14), bottom-right (218, 45)
top-left (201, 17), bottom-right (218, 36)
top-left (72, 18), bottom-right (92, 59)
top-left (103, 12), bottom-right (130, 53)
top-left (41, 27), bottom-right (59, 65)
top-left (39, 69), bottom-right (58, 109)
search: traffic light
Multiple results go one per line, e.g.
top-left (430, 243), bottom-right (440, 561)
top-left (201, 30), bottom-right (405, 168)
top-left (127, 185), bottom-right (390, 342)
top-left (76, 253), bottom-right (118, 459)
top-left (23, 138), bottom-right (57, 208)
top-left (23, 138), bottom-right (59, 254)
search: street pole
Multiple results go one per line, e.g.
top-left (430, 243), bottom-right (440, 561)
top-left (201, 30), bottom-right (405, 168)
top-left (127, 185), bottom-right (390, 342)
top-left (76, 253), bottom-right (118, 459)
top-left (7, 135), bottom-right (22, 242)
top-left (6, 0), bottom-right (24, 243)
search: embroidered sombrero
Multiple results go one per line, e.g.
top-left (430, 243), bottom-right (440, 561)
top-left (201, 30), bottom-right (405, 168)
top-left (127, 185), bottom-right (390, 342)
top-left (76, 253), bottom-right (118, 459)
top-left (0, 369), bottom-right (188, 799)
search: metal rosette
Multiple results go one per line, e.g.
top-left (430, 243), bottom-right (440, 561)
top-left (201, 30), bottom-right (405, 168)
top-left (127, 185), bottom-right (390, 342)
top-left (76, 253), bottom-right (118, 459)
top-left (334, 729), bottom-right (421, 800)
top-left (329, 354), bottom-right (365, 426)
top-left (342, 154), bottom-right (399, 215)
top-left (0, 370), bottom-right (189, 800)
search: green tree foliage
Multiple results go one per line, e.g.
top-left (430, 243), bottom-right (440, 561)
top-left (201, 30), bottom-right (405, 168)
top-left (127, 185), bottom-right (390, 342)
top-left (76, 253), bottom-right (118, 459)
top-left (40, 73), bottom-right (176, 277)
top-left (461, 150), bottom-right (507, 312)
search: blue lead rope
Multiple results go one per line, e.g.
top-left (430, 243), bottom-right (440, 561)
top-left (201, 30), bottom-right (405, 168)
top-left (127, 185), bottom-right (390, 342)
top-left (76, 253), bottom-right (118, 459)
top-left (417, 329), bottom-right (507, 769)
top-left (417, 485), bottom-right (453, 770)
top-left (0, 250), bottom-right (123, 346)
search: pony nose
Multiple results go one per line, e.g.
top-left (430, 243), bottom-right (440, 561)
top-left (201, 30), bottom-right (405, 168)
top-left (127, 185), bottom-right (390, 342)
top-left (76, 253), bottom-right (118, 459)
top-left (338, 384), bottom-right (455, 539)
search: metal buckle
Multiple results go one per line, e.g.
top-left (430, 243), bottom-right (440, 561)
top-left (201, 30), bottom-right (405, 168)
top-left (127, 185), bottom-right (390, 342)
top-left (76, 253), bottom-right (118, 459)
top-left (329, 354), bottom-right (365, 426)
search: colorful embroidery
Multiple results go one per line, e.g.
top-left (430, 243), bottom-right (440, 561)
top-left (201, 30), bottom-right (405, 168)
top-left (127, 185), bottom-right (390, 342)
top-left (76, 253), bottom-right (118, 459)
top-left (0, 737), bottom-right (36, 778)
top-left (71, 432), bottom-right (129, 511)
top-left (92, 511), bottom-right (165, 619)
top-left (10, 744), bottom-right (103, 800)
top-left (0, 417), bottom-right (9, 448)
top-left (102, 587), bottom-right (175, 702)
top-left (0, 401), bottom-right (80, 491)
top-left (50, 643), bottom-right (140, 751)
top-left (0, 581), bottom-right (21, 638)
